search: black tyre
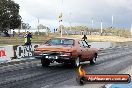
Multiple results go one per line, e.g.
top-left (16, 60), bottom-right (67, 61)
top-left (90, 56), bottom-right (97, 65)
top-left (41, 59), bottom-right (50, 67)
top-left (73, 57), bottom-right (80, 67)
top-left (76, 76), bottom-right (86, 85)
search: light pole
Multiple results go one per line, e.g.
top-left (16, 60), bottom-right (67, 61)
top-left (20, 21), bottom-right (23, 33)
top-left (60, 19), bottom-right (63, 37)
top-left (37, 18), bottom-right (40, 35)
top-left (92, 19), bottom-right (93, 30)
top-left (131, 24), bottom-right (132, 37)
top-left (68, 12), bottom-right (72, 35)
top-left (100, 21), bottom-right (103, 35)
top-left (112, 15), bottom-right (114, 28)
top-left (19, 16), bottom-right (22, 34)
top-left (91, 18), bottom-right (94, 35)
top-left (60, 0), bottom-right (63, 37)
top-left (69, 12), bottom-right (72, 31)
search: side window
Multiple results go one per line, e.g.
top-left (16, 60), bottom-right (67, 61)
top-left (79, 41), bottom-right (84, 47)
top-left (63, 39), bottom-right (74, 45)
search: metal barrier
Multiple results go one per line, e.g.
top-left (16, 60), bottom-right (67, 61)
top-left (89, 42), bottom-right (113, 50)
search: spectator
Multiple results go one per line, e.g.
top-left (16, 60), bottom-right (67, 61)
top-left (82, 35), bottom-right (89, 46)
top-left (24, 31), bottom-right (32, 45)
top-left (13, 31), bottom-right (16, 37)
top-left (82, 35), bottom-right (87, 41)
top-left (54, 29), bottom-right (55, 33)
top-left (4, 30), bottom-right (10, 37)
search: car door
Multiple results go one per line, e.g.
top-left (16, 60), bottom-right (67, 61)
top-left (81, 40), bottom-right (92, 60)
top-left (84, 40), bottom-right (95, 59)
top-left (78, 41), bottom-right (86, 60)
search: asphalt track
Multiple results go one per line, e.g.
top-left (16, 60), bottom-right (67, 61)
top-left (0, 46), bottom-right (132, 88)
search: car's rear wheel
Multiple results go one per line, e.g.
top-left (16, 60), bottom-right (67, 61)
top-left (73, 57), bottom-right (80, 67)
top-left (41, 59), bottom-right (50, 67)
top-left (90, 55), bottom-right (97, 65)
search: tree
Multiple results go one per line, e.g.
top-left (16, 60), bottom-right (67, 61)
top-left (22, 23), bottom-right (31, 29)
top-left (37, 24), bottom-right (51, 34)
top-left (0, 0), bottom-right (21, 31)
top-left (37, 24), bottom-right (46, 29)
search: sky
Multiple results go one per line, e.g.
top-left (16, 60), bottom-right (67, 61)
top-left (13, 0), bottom-right (132, 30)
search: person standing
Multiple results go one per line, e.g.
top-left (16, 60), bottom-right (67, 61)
top-left (24, 31), bottom-right (32, 45)
top-left (13, 31), bottom-right (15, 37)
top-left (82, 35), bottom-right (89, 46)
top-left (82, 35), bottom-right (87, 41)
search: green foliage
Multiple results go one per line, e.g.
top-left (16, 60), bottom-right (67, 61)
top-left (37, 24), bottom-right (51, 33)
top-left (37, 24), bottom-right (46, 29)
top-left (34, 32), bottom-right (47, 36)
top-left (0, 0), bottom-right (21, 31)
top-left (21, 23), bottom-right (31, 29)
top-left (103, 28), bottom-right (131, 38)
top-left (64, 26), bottom-right (89, 31)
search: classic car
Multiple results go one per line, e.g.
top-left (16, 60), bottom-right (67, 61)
top-left (34, 37), bottom-right (98, 67)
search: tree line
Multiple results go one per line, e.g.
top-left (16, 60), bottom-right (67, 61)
top-left (58, 25), bottom-right (131, 38)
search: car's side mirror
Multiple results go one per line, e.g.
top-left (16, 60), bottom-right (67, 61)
top-left (88, 45), bottom-right (91, 48)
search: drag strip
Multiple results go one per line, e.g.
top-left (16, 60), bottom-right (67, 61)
top-left (0, 46), bottom-right (132, 88)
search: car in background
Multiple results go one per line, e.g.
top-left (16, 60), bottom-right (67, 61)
top-left (0, 32), bottom-right (6, 37)
top-left (0, 31), bottom-right (10, 37)
top-left (34, 37), bottom-right (98, 67)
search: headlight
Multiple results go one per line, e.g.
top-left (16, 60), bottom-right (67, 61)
top-left (60, 52), bottom-right (71, 57)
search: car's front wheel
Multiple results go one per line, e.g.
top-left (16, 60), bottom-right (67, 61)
top-left (73, 57), bottom-right (80, 67)
top-left (90, 56), bottom-right (97, 65)
top-left (41, 59), bottom-right (50, 67)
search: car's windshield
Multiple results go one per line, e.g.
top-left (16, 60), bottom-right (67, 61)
top-left (45, 39), bottom-right (74, 45)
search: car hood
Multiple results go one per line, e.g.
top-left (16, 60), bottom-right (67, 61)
top-left (35, 44), bottom-right (73, 52)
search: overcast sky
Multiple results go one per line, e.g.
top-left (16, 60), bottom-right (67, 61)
top-left (14, 0), bottom-right (132, 30)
